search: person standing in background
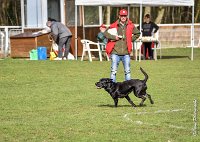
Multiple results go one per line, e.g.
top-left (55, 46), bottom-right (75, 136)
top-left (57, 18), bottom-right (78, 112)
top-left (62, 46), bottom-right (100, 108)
top-left (138, 14), bottom-right (159, 60)
top-left (46, 18), bottom-right (72, 60)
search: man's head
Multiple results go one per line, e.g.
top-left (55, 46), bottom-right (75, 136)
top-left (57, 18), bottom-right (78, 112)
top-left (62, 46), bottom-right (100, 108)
top-left (119, 9), bottom-right (128, 23)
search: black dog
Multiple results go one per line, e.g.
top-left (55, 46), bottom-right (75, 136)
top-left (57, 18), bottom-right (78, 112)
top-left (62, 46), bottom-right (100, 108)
top-left (95, 67), bottom-right (154, 108)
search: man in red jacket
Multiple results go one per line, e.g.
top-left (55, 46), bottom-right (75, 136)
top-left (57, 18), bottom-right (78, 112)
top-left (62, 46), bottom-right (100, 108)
top-left (104, 9), bottom-right (140, 82)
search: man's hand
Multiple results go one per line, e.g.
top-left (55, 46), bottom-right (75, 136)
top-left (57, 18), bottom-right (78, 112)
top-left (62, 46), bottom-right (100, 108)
top-left (116, 36), bottom-right (120, 40)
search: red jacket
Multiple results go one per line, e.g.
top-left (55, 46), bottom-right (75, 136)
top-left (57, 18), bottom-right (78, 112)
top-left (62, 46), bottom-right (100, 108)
top-left (106, 20), bottom-right (135, 55)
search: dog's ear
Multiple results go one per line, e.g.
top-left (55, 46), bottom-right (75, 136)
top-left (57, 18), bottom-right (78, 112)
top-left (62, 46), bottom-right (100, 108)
top-left (99, 78), bottom-right (114, 83)
top-left (109, 79), bottom-right (114, 82)
top-left (105, 79), bottom-right (114, 83)
top-left (99, 78), bottom-right (106, 82)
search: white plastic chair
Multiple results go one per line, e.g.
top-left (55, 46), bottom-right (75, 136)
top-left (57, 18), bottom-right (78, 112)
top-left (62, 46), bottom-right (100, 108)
top-left (133, 41), bottom-right (143, 61)
top-left (81, 39), bottom-right (102, 62)
top-left (152, 31), bottom-right (162, 59)
top-left (98, 42), bottom-right (109, 61)
top-left (187, 37), bottom-right (200, 48)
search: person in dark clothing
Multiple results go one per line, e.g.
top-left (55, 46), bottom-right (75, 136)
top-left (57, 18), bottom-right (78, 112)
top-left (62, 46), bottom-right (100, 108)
top-left (46, 19), bottom-right (72, 60)
top-left (48, 17), bottom-right (56, 22)
top-left (138, 14), bottom-right (159, 60)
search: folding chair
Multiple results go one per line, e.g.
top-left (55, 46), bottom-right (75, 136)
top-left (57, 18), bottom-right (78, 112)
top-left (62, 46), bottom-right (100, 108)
top-left (81, 39), bottom-right (102, 62)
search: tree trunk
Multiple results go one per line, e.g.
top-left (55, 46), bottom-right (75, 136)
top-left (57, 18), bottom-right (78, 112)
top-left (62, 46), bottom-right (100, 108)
top-left (195, 0), bottom-right (200, 22)
top-left (0, 0), bottom-right (9, 25)
top-left (144, 6), bottom-right (151, 16)
top-left (172, 7), bottom-right (175, 23)
top-left (106, 6), bottom-right (110, 25)
top-left (155, 6), bottom-right (165, 24)
top-left (195, 9), bottom-right (200, 22)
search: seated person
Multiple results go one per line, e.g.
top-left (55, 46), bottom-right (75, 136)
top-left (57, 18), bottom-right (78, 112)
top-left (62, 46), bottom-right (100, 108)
top-left (97, 24), bottom-right (108, 45)
top-left (97, 24), bottom-right (109, 59)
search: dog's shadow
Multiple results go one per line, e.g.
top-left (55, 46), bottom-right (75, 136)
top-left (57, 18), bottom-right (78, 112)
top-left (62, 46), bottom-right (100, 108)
top-left (98, 104), bottom-right (147, 108)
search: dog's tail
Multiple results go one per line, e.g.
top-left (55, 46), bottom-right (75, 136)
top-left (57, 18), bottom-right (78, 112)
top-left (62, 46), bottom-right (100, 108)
top-left (140, 67), bottom-right (148, 83)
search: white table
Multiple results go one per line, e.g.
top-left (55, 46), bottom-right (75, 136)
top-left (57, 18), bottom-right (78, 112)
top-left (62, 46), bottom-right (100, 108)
top-left (134, 37), bottom-right (158, 61)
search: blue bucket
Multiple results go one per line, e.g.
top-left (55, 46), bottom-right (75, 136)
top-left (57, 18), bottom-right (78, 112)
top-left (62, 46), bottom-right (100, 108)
top-left (37, 47), bottom-right (47, 60)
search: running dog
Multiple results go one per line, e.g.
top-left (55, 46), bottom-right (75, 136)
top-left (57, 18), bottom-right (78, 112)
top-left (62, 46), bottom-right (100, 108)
top-left (95, 67), bottom-right (154, 108)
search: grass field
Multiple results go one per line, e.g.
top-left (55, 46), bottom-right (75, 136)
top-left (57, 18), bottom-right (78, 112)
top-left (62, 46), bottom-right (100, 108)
top-left (0, 48), bottom-right (200, 142)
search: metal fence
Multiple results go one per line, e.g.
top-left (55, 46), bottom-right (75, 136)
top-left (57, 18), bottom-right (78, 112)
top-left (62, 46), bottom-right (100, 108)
top-left (0, 26), bottom-right (22, 57)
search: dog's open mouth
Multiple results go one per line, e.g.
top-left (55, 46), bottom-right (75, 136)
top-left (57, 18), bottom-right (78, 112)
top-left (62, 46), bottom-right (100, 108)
top-left (96, 86), bottom-right (102, 89)
top-left (95, 82), bottom-right (102, 89)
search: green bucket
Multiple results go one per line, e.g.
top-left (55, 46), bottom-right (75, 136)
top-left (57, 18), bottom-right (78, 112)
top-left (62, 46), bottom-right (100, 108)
top-left (29, 49), bottom-right (38, 60)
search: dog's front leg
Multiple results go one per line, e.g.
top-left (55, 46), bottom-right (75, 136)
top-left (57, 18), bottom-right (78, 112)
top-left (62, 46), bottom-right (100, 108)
top-left (113, 98), bottom-right (118, 107)
top-left (147, 94), bottom-right (154, 104)
top-left (125, 96), bottom-right (137, 107)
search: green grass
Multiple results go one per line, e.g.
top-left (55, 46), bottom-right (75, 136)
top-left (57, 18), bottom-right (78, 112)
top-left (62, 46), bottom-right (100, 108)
top-left (0, 48), bottom-right (200, 142)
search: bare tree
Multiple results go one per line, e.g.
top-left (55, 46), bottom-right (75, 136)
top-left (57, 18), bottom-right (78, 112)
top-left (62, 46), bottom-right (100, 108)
top-left (144, 6), bottom-right (151, 15)
top-left (155, 6), bottom-right (165, 24)
top-left (0, 0), bottom-right (21, 26)
top-left (106, 6), bottom-right (110, 25)
top-left (0, 0), bottom-right (200, 26)
top-left (195, 0), bottom-right (200, 22)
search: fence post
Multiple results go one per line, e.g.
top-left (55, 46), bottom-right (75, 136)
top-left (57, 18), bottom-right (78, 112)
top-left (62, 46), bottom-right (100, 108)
top-left (0, 31), bottom-right (5, 55)
top-left (5, 27), bottom-right (9, 56)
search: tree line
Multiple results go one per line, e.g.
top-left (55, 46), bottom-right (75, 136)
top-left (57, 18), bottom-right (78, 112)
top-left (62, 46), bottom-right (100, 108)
top-left (0, 0), bottom-right (199, 26)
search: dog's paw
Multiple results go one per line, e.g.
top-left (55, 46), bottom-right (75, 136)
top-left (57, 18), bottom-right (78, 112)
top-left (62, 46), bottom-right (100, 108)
top-left (150, 100), bottom-right (154, 104)
top-left (139, 103), bottom-right (143, 107)
top-left (139, 104), bottom-right (147, 107)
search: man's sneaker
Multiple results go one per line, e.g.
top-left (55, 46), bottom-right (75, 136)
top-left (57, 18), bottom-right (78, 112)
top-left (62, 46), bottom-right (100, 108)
top-left (54, 57), bottom-right (62, 60)
top-left (63, 57), bottom-right (67, 60)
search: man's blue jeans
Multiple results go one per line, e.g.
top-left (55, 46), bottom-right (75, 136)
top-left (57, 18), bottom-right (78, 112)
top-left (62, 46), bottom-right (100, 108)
top-left (110, 54), bottom-right (131, 82)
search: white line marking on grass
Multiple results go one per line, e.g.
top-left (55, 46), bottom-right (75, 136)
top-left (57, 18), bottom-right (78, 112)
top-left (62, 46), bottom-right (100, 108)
top-left (123, 108), bottom-right (188, 130)
top-left (132, 109), bottom-right (183, 115)
top-left (154, 109), bottom-right (183, 114)
top-left (123, 113), bottom-right (133, 122)
top-left (168, 124), bottom-right (186, 129)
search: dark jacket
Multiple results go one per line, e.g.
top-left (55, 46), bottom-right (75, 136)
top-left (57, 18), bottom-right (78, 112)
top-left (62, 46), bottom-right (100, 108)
top-left (50, 21), bottom-right (72, 41)
top-left (138, 21), bottom-right (159, 36)
top-left (97, 32), bottom-right (108, 44)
